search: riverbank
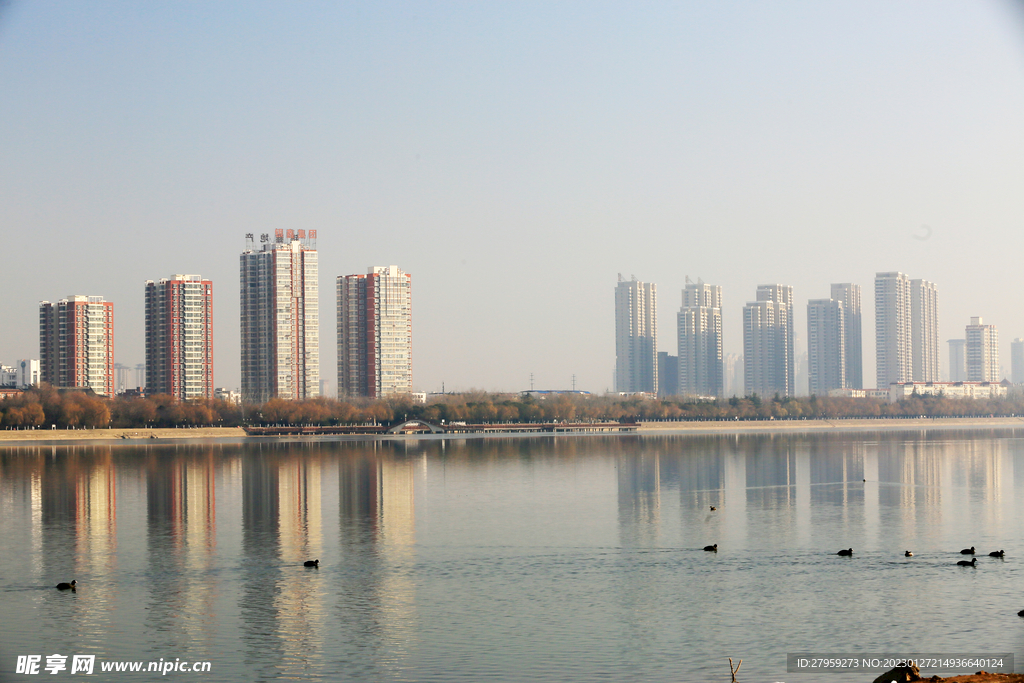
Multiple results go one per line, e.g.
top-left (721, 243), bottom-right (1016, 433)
top-left (926, 674), bottom-right (1024, 682)
top-left (1, 416), bottom-right (1024, 445)
top-left (0, 427), bottom-right (246, 442)
top-left (638, 416), bottom-right (1024, 434)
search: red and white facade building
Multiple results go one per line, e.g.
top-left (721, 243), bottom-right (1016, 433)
top-left (39, 295), bottom-right (115, 395)
top-left (337, 266), bottom-right (412, 398)
top-left (145, 274), bottom-right (214, 400)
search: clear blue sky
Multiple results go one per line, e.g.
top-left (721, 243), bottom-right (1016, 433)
top-left (2, 1), bottom-right (1023, 394)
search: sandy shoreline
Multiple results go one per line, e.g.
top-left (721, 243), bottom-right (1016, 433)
top-left (1, 416), bottom-right (1024, 445)
top-left (0, 427), bottom-right (247, 443)
top-left (637, 416), bottom-right (1024, 434)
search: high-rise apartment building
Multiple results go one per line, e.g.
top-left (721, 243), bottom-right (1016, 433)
top-left (965, 317), bottom-right (999, 382)
top-left (614, 276), bottom-right (657, 394)
top-left (240, 231), bottom-right (319, 404)
top-left (677, 280), bottom-right (723, 397)
top-left (948, 339), bottom-right (966, 382)
top-left (337, 265), bottom-right (413, 398)
top-left (830, 283), bottom-right (862, 389)
top-left (875, 272), bottom-right (912, 389)
top-left (145, 274), bottom-right (214, 400)
top-left (39, 295), bottom-right (114, 395)
top-left (1012, 339), bottom-right (1024, 384)
top-left (807, 298), bottom-right (845, 395)
top-left (743, 284), bottom-right (794, 397)
top-left (875, 272), bottom-right (939, 388)
top-left (911, 279), bottom-right (940, 382)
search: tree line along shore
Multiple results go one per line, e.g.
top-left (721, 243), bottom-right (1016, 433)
top-left (4, 384), bottom-right (1024, 431)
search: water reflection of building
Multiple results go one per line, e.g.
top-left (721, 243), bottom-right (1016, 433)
top-left (617, 450), bottom-right (660, 547)
top-left (145, 450), bottom-right (219, 647)
top-left (338, 449), bottom-right (415, 547)
top-left (77, 451), bottom-right (117, 575)
top-left (238, 447), bottom-right (335, 678)
top-left (35, 449), bottom-right (119, 581)
top-left (278, 454), bottom-right (323, 560)
top-left (338, 447), bottom-right (417, 678)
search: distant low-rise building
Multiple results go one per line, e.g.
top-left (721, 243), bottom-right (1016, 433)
top-left (888, 381), bottom-right (1007, 403)
top-left (215, 388), bottom-right (241, 405)
top-left (827, 388), bottom-right (867, 398)
top-left (525, 390), bottom-right (593, 399)
top-left (0, 365), bottom-right (16, 387)
top-left (17, 359), bottom-right (40, 388)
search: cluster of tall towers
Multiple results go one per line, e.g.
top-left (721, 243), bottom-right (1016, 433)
top-left (614, 271), bottom-right (966, 398)
top-left (35, 231), bottom-right (413, 403)
top-left (237, 232), bottom-right (413, 403)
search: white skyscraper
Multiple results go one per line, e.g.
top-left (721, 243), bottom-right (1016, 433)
top-left (875, 272), bottom-right (912, 390)
top-left (743, 284), bottom-right (794, 397)
top-left (615, 275), bottom-right (657, 394)
top-left (240, 231), bottom-right (320, 404)
top-left (807, 298), bottom-right (846, 395)
top-left (677, 280), bottom-right (723, 397)
top-left (965, 317), bottom-right (999, 382)
top-left (875, 272), bottom-right (939, 389)
top-left (830, 283), bottom-right (862, 389)
top-left (911, 279), bottom-right (940, 382)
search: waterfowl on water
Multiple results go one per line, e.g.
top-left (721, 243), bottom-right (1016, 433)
top-left (1018, 610), bottom-right (1024, 617)
top-left (703, 544), bottom-right (718, 552)
top-left (905, 551), bottom-right (913, 557)
top-left (990, 550), bottom-right (1005, 558)
top-left (303, 559), bottom-right (319, 567)
top-left (957, 558), bottom-right (978, 567)
top-left (710, 506), bottom-right (717, 511)
top-left (56, 580), bottom-right (76, 590)
top-left (837, 548), bottom-right (853, 556)
top-left (960, 546), bottom-right (976, 555)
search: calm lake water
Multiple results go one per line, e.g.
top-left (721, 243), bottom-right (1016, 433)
top-left (2, 430), bottom-right (1024, 682)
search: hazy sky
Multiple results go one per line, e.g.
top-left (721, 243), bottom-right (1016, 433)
top-left (2, 1), bottom-right (1023, 395)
